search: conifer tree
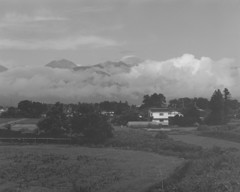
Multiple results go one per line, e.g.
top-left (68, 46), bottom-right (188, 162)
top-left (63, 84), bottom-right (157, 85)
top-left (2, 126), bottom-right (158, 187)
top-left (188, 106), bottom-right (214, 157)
top-left (206, 89), bottom-right (225, 125)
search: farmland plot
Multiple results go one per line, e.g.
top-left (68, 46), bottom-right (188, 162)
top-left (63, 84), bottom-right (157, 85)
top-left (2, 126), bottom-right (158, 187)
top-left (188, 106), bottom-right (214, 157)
top-left (0, 145), bottom-right (184, 192)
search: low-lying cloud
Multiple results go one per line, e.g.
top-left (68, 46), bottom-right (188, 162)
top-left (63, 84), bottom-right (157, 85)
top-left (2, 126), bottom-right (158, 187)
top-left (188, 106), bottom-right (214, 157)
top-left (0, 54), bottom-right (239, 105)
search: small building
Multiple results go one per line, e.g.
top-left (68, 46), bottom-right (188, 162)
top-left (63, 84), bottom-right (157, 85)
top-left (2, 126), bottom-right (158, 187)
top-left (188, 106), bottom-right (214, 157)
top-left (101, 111), bottom-right (114, 117)
top-left (0, 107), bottom-right (7, 115)
top-left (148, 108), bottom-right (183, 126)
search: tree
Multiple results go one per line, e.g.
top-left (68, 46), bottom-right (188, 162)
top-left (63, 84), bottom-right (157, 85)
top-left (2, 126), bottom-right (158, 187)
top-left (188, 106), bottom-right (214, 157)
top-left (141, 93), bottom-right (166, 108)
top-left (76, 103), bottom-right (96, 114)
top-left (71, 113), bottom-right (113, 143)
top-left (1, 107), bottom-right (21, 118)
top-left (168, 97), bottom-right (196, 109)
top-left (111, 110), bottom-right (141, 125)
top-left (223, 88), bottom-right (231, 101)
top-left (170, 106), bottom-right (201, 126)
top-left (205, 89), bottom-right (225, 125)
top-left (37, 102), bottom-right (69, 137)
top-left (98, 101), bottom-right (130, 115)
top-left (18, 100), bottom-right (33, 117)
top-left (194, 97), bottom-right (209, 109)
top-left (223, 88), bottom-right (231, 122)
top-left (18, 100), bottom-right (47, 118)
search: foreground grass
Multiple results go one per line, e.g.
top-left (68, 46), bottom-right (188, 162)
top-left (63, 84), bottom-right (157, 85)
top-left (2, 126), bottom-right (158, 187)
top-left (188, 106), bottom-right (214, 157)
top-left (147, 147), bottom-right (240, 192)
top-left (2, 126), bottom-right (232, 192)
top-left (0, 144), bottom-right (183, 192)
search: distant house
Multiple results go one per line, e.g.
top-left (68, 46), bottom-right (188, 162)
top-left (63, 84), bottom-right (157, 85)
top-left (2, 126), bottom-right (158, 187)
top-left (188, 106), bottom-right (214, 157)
top-left (0, 106), bottom-right (7, 115)
top-left (101, 111), bottom-right (114, 117)
top-left (148, 108), bottom-right (183, 126)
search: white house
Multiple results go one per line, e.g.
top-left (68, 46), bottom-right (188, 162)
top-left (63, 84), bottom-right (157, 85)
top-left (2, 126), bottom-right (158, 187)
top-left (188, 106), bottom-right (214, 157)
top-left (148, 108), bottom-right (183, 126)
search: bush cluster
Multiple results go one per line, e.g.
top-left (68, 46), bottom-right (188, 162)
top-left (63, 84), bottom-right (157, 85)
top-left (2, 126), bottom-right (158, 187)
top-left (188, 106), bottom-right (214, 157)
top-left (37, 103), bottom-right (113, 144)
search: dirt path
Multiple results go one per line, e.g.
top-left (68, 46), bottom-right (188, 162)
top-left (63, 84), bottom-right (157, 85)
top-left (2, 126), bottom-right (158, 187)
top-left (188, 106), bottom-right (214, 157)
top-left (170, 133), bottom-right (240, 150)
top-left (0, 145), bottom-right (184, 192)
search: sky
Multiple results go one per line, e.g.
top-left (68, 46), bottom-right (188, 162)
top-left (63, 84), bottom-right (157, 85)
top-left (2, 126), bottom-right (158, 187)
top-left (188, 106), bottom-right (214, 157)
top-left (0, 0), bottom-right (239, 105)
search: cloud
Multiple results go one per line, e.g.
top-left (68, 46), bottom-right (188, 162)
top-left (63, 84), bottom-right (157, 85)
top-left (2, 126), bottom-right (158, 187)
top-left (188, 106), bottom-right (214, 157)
top-left (0, 10), bottom-right (123, 50)
top-left (0, 35), bottom-right (121, 50)
top-left (119, 54), bottom-right (238, 100)
top-left (120, 55), bottom-right (144, 66)
top-left (0, 12), bottom-right (67, 28)
top-left (0, 54), bottom-right (239, 104)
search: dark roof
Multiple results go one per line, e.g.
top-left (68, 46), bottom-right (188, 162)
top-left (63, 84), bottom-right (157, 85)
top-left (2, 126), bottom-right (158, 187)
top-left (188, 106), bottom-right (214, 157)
top-left (149, 108), bottom-right (178, 112)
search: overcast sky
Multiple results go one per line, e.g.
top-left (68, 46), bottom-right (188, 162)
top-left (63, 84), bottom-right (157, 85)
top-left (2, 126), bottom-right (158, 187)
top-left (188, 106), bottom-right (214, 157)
top-left (0, 0), bottom-right (239, 105)
top-left (0, 0), bottom-right (239, 67)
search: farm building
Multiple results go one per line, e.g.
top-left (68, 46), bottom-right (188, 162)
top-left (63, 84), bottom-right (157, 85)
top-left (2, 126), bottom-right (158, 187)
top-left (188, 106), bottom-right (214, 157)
top-left (101, 111), bottom-right (114, 117)
top-left (148, 108), bottom-right (183, 126)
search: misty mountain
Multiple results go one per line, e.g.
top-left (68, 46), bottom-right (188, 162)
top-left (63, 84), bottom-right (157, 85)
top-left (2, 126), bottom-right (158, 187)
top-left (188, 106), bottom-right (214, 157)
top-left (45, 59), bottom-right (131, 77)
top-left (0, 65), bottom-right (8, 72)
top-left (74, 61), bottom-right (131, 75)
top-left (121, 55), bottom-right (144, 66)
top-left (0, 54), bottom-right (238, 105)
top-left (46, 59), bottom-right (78, 69)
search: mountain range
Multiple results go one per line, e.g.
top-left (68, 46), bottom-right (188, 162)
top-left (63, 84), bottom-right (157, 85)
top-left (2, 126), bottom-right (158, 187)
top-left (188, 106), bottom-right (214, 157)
top-left (45, 59), bottom-right (78, 69)
top-left (1, 54), bottom-right (238, 106)
top-left (0, 56), bottom-right (141, 75)
top-left (45, 59), bottom-right (135, 76)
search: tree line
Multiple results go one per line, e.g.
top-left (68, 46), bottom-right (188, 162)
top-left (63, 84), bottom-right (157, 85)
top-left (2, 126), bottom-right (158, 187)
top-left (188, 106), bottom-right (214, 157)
top-left (140, 88), bottom-right (240, 126)
top-left (1, 88), bottom-right (239, 142)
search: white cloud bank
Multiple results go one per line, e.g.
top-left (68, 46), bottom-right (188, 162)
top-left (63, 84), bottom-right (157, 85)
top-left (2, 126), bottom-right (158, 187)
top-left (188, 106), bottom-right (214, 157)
top-left (0, 54), bottom-right (239, 104)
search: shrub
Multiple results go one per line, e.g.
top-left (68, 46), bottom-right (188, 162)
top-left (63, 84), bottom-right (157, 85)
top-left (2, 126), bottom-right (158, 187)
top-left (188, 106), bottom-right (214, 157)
top-left (37, 117), bottom-right (66, 137)
top-left (71, 113), bottom-right (113, 144)
top-left (111, 111), bottom-right (140, 126)
top-left (37, 102), bottom-right (69, 137)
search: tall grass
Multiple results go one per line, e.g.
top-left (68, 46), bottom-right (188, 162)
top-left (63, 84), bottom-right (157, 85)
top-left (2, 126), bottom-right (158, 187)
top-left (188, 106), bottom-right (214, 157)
top-left (147, 147), bottom-right (240, 192)
top-left (105, 128), bottom-right (202, 158)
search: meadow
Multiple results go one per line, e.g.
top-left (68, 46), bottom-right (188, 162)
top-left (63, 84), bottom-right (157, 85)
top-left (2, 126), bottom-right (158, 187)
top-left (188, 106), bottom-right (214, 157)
top-left (0, 118), bottom-right (25, 125)
top-left (1, 118), bottom-right (240, 192)
top-left (0, 145), bottom-right (183, 192)
top-left (0, 118), bottom-right (40, 125)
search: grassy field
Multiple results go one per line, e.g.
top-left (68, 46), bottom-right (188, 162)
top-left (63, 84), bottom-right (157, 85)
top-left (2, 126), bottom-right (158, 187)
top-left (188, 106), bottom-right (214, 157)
top-left (107, 126), bottom-right (202, 158)
top-left (0, 118), bottom-right (40, 125)
top-left (169, 134), bottom-right (240, 150)
top-left (0, 118), bottom-right (24, 125)
top-left (16, 118), bottom-right (40, 124)
top-left (2, 122), bottom-right (240, 192)
top-left (0, 126), bottom-right (203, 192)
top-left (148, 125), bottom-right (240, 192)
top-left (147, 148), bottom-right (240, 192)
top-left (0, 145), bottom-right (183, 192)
